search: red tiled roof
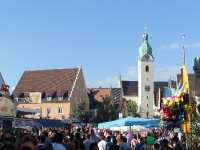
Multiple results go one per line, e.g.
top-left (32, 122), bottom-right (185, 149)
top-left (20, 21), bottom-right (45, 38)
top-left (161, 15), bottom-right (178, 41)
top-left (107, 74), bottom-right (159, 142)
top-left (13, 68), bottom-right (79, 97)
top-left (88, 88), bottom-right (111, 102)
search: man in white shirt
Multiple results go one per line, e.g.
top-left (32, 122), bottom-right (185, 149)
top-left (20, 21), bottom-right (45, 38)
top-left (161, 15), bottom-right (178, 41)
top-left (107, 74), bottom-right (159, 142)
top-left (98, 134), bottom-right (106, 150)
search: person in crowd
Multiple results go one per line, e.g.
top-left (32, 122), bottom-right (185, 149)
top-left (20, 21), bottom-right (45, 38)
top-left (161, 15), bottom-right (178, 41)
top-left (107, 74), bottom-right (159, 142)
top-left (84, 134), bottom-right (94, 150)
top-left (135, 137), bottom-right (147, 150)
top-left (171, 135), bottom-right (183, 150)
top-left (98, 133), bottom-right (106, 150)
top-left (0, 142), bottom-right (15, 150)
top-left (109, 137), bottom-right (119, 150)
top-left (90, 142), bottom-right (99, 150)
top-left (66, 134), bottom-right (76, 150)
top-left (105, 136), bottom-right (112, 150)
top-left (159, 139), bottom-right (173, 150)
top-left (74, 132), bottom-right (84, 150)
top-left (119, 136), bottom-right (131, 150)
top-left (154, 142), bottom-right (160, 150)
top-left (52, 132), bottom-right (66, 150)
top-left (90, 128), bottom-right (99, 143)
top-left (20, 142), bottom-right (37, 150)
top-left (37, 134), bottom-right (47, 149)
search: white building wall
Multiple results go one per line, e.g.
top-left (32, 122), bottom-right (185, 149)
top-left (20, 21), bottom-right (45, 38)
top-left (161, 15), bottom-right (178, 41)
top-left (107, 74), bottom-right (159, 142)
top-left (138, 60), bottom-right (154, 118)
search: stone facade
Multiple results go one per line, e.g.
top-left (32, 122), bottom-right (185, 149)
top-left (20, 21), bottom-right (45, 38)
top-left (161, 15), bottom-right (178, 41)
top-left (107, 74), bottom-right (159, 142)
top-left (138, 58), bottom-right (154, 118)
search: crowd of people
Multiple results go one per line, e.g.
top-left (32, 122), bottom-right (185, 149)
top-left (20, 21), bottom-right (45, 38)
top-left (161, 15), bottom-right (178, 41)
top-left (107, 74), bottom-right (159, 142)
top-left (0, 124), bottom-right (185, 150)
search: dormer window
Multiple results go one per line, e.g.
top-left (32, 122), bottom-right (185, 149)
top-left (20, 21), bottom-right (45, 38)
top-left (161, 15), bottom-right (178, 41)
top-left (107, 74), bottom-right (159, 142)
top-left (63, 91), bottom-right (68, 100)
top-left (58, 96), bottom-right (63, 101)
top-left (42, 92), bottom-right (46, 100)
top-left (52, 91), bottom-right (57, 99)
top-left (18, 93), bottom-right (25, 98)
top-left (47, 96), bottom-right (52, 101)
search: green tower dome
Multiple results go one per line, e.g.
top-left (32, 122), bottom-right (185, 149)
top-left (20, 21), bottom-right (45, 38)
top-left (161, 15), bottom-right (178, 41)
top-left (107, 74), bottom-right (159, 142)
top-left (139, 33), bottom-right (154, 60)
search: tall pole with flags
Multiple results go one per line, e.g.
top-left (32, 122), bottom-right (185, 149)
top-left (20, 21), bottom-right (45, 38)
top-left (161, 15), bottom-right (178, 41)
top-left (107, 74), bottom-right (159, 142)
top-left (180, 34), bottom-right (191, 149)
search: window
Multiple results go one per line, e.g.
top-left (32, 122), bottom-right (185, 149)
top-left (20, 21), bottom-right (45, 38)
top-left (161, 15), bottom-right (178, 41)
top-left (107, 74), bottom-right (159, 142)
top-left (145, 65), bottom-right (149, 72)
top-left (147, 96), bottom-right (149, 99)
top-left (145, 85), bottom-right (150, 91)
top-left (58, 107), bottom-right (64, 114)
top-left (147, 104), bottom-right (148, 107)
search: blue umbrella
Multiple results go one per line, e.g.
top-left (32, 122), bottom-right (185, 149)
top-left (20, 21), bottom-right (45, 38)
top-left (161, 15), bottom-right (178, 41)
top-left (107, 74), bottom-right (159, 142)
top-left (98, 116), bottom-right (160, 129)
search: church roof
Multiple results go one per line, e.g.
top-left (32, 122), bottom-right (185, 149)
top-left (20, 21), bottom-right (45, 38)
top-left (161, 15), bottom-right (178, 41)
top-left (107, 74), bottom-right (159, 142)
top-left (121, 81), bottom-right (138, 96)
top-left (138, 33), bottom-right (154, 60)
top-left (121, 80), bottom-right (176, 96)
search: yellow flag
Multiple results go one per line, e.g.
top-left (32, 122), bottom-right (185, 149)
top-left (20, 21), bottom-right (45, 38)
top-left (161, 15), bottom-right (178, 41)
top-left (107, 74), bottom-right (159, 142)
top-left (180, 65), bottom-right (191, 134)
top-left (180, 65), bottom-right (189, 93)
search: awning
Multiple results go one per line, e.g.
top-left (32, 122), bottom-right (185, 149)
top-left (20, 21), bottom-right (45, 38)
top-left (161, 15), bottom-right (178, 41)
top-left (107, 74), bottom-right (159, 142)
top-left (98, 116), bottom-right (160, 129)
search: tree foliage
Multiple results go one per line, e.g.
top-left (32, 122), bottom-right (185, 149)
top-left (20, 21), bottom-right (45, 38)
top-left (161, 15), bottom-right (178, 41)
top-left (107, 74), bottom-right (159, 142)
top-left (127, 100), bottom-right (138, 115)
top-left (71, 103), bottom-right (84, 122)
top-left (187, 101), bottom-right (200, 149)
top-left (122, 99), bottom-right (140, 117)
top-left (95, 96), bottom-right (117, 123)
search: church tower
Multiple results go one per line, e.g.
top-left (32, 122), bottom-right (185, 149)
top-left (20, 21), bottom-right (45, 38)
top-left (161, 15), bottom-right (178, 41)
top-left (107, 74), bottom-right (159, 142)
top-left (138, 33), bottom-right (154, 118)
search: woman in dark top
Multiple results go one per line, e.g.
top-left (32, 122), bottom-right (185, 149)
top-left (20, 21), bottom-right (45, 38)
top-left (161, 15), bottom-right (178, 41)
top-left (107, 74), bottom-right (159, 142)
top-left (109, 137), bottom-right (119, 150)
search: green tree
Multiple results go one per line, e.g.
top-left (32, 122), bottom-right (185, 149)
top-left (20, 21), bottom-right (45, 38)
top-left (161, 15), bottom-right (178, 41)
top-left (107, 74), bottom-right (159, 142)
top-left (95, 96), bottom-right (117, 123)
top-left (187, 101), bottom-right (200, 149)
top-left (71, 103), bottom-right (84, 122)
top-left (127, 100), bottom-right (140, 117)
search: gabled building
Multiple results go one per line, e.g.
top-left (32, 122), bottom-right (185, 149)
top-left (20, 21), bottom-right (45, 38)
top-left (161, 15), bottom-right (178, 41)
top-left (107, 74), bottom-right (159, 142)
top-left (13, 67), bottom-right (89, 120)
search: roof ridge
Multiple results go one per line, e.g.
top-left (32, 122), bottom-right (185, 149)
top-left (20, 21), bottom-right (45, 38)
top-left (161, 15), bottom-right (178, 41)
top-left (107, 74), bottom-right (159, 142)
top-left (24, 68), bottom-right (79, 72)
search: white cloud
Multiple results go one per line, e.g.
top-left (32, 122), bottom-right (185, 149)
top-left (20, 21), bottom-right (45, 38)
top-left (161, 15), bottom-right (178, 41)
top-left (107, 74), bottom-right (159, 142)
top-left (160, 42), bottom-right (200, 50)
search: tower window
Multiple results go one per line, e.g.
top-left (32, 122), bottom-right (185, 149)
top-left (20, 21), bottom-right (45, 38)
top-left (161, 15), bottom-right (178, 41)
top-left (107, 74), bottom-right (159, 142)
top-left (145, 85), bottom-right (150, 91)
top-left (145, 65), bottom-right (149, 72)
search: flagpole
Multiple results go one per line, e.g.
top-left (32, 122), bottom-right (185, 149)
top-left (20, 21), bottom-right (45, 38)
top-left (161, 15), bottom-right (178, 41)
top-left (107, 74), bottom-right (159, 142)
top-left (181, 34), bottom-right (189, 149)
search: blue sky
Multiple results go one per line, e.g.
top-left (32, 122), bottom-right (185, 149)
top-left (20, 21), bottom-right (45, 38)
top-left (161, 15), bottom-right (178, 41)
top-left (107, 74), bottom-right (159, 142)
top-left (0, 0), bottom-right (200, 89)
